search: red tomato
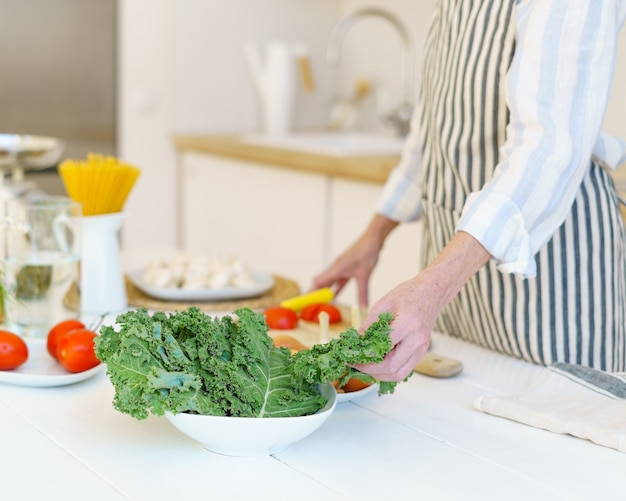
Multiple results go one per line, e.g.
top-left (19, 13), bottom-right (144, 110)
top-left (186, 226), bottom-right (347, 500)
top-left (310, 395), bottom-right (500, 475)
top-left (47, 319), bottom-right (85, 359)
top-left (56, 329), bottom-right (101, 373)
top-left (300, 303), bottom-right (342, 324)
top-left (264, 306), bottom-right (298, 330)
top-left (0, 330), bottom-right (29, 370)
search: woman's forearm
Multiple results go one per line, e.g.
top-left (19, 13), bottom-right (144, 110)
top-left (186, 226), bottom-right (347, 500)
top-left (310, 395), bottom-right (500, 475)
top-left (417, 230), bottom-right (492, 309)
top-left (366, 213), bottom-right (400, 251)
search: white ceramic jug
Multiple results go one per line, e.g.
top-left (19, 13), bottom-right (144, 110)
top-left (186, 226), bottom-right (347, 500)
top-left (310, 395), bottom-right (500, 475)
top-left (79, 212), bottom-right (127, 315)
top-left (243, 41), bottom-right (302, 136)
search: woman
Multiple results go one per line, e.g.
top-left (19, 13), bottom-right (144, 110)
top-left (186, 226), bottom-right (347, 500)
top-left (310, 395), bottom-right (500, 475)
top-left (313, 0), bottom-right (626, 381)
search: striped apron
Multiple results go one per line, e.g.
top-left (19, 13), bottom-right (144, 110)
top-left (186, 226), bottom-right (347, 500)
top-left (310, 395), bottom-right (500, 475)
top-left (420, 0), bottom-right (626, 371)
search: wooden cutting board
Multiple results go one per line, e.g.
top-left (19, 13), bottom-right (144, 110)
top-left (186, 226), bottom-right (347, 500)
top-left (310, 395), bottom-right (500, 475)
top-left (268, 305), bottom-right (463, 378)
top-left (268, 310), bottom-right (352, 347)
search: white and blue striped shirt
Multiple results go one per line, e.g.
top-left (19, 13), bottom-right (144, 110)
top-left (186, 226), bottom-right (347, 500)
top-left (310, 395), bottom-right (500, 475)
top-left (377, 0), bottom-right (626, 277)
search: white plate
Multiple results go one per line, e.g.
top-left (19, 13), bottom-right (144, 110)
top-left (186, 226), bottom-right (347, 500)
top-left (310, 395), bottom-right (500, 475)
top-left (128, 269), bottom-right (275, 302)
top-left (0, 338), bottom-right (103, 388)
top-left (336, 382), bottom-right (378, 404)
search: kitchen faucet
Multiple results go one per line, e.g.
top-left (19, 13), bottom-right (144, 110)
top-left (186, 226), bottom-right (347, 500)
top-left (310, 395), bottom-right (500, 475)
top-left (326, 7), bottom-right (415, 137)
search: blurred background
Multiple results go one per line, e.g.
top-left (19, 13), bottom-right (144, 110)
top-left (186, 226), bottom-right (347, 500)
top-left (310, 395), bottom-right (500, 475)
top-left (0, 0), bottom-right (116, 195)
top-left (1, 0), bottom-right (625, 253)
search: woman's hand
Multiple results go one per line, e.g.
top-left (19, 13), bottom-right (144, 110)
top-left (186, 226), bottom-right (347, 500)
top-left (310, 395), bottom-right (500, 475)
top-left (355, 231), bottom-right (492, 382)
top-left (312, 214), bottom-right (398, 307)
top-left (353, 276), bottom-right (437, 381)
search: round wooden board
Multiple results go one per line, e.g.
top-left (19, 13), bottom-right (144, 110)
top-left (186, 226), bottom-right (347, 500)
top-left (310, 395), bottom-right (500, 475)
top-left (64, 274), bottom-right (300, 314)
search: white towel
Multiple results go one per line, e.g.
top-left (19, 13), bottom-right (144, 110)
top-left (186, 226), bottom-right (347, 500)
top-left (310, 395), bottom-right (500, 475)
top-left (474, 363), bottom-right (626, 453)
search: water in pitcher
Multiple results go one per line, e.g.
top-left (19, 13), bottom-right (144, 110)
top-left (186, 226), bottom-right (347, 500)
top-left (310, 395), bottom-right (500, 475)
top-left (3, 250), bottom-right (80, 338)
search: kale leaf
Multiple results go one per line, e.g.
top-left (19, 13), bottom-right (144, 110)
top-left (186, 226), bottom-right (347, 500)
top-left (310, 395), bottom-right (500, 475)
top-left (95, 307), bottom-right (399, 420)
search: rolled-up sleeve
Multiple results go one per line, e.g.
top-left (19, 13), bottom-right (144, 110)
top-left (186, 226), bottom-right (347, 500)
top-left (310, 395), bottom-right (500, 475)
top-left (457, 0), bottom-right (626, 276)
top-left (376, 108), bottom-right (424, 222)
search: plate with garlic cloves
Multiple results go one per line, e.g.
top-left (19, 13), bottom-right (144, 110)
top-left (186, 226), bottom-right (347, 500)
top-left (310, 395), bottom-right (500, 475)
top-left (128, 254), bottom-right (274, 302)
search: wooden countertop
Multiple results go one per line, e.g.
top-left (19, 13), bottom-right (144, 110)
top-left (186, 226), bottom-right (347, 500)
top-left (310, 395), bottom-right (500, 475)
top-left (174, 134), bottom-right (626, 190)
top-left (173, 134), bottom-right (400, 185)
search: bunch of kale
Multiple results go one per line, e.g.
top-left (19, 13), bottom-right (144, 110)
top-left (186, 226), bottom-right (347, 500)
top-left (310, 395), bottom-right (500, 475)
top-left (95, 307), bottom-right (397, 420)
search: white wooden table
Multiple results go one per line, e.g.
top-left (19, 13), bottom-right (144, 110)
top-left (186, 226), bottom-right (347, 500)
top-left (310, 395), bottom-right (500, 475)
top-left (2, 321), bottom-right (625, 501)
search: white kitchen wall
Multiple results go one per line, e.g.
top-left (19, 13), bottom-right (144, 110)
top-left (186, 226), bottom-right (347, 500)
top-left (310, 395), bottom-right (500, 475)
top-left (119, 0), bottom-right (433, 252)
top-left (172, 0), bottom-right (340, 133)
top-left (119, 0), bottom-right (341, 252)
top-left (168, 0), bottom-right (434, 134)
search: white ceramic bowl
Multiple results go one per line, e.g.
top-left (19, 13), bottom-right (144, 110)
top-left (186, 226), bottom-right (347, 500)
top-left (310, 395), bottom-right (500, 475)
top-left (336, 382), bottom-right (379, 404)
top-left (165, 382), bottom-right (337, 456)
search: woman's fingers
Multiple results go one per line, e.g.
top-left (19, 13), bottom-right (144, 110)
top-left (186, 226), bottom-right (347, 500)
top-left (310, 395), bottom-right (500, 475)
top-left (355, 336), bottom-right (429, 382)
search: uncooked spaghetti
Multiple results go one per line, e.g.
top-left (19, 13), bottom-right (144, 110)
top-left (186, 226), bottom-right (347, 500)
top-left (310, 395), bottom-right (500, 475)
top-left (59, 153), bottom-right (140, 216)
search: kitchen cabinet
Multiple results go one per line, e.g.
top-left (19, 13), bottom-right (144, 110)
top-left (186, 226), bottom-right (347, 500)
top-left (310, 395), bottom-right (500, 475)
top-left (329, 178), bottom-right (422, 305)
top-left (181, 152), bottom-right (327, 290)
top-left (179, 148), bottom-right (423, 303)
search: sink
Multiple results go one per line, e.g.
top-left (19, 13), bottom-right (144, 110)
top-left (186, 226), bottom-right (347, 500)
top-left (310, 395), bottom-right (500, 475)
top-left (241, 132), bottom-right (405, 157)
